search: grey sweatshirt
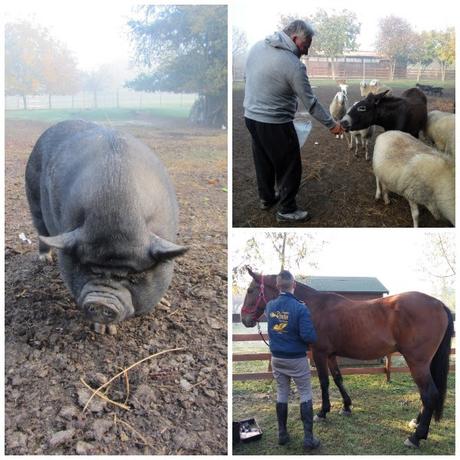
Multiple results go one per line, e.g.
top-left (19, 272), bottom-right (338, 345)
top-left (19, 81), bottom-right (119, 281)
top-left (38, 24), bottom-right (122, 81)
top-left (244, 31), bottom-right (335, 128)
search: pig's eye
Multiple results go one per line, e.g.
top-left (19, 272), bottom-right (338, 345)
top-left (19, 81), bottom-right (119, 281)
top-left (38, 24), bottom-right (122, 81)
top-left (125, 272), bottom-right (146, 284)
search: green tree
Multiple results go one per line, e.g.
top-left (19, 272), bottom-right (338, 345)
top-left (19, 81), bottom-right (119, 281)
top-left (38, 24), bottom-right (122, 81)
top-left (375, 15), bottom-right (418, 80)
top-left (311, 9), bottom-right (361, 80)
top-left (41, 38), bottom-right (80, 109)
top-left (127, 5), bottom-right (227, 127)
top-left (412, 31), bottom-right (437, 82)
top-left (5, 21), bottom-right (81, 110)
top-left (5, 21), bottom-right (45, 109)
top-left (433, 28), bottom-right (455, 81)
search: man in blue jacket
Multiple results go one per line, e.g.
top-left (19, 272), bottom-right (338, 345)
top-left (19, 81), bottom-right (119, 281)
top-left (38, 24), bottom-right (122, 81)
top-left (244, 20), bottom-right (344, 223)
top-left (266, 270), bottom-right (320, 450)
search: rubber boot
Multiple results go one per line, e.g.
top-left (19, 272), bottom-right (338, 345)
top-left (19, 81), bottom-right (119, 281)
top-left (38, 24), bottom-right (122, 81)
top-left (300, 400), bottom-right (321, 450)
top-left (276, 402), bottom-right (290, 445)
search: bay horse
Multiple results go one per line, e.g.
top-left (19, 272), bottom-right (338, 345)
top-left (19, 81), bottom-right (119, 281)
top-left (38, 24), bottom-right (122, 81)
top-left (240, 268), bottom-right (453, 448)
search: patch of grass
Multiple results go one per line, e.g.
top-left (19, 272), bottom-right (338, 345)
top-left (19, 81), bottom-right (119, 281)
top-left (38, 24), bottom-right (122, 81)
top-left (5, 106), bottom-right (192, 123)
top-left (233, 374), bottom-right (455, 455)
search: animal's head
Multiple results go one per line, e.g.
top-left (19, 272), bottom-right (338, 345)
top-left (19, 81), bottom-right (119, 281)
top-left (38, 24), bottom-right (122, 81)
top-left (340, 90), bottom-right (390, 132)
top-left (339, 84), bottom-right (348, 97)
top-left (240, 267), bottom-right (279, 328)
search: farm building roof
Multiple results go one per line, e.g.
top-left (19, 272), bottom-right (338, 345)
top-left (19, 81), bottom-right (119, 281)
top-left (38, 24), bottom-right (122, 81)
top-left (298, 276), bottom-right (389, 294)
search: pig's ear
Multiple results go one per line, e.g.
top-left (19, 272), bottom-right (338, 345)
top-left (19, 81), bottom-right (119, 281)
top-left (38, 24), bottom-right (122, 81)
top-left (150, 234), bottom-right (188, 262)
top-left (39, 229), bottom-right (81, 251)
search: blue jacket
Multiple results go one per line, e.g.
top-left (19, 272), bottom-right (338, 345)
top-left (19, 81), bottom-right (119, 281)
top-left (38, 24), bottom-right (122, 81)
top-left (266, 292), bottom-right (317, 359)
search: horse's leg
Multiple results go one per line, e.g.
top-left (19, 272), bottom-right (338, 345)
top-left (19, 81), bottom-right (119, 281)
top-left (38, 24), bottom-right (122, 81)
top-left (312, 351), bottom-right (330, 421)
top-left (404, 362), bottom-right (439, 448)
top-left (328, 355), bottom-right (352, 415)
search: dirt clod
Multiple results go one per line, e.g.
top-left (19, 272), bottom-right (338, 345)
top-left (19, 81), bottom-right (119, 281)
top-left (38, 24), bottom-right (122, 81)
top-left (48, 429), bottom-right (76, 448)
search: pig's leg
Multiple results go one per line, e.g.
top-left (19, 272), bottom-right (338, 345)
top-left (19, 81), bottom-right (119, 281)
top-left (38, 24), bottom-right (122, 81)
top-left (27, 196), bottom-right (54, 263)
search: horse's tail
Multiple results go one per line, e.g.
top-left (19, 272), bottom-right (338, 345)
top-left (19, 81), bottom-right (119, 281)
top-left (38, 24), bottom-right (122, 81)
top-left (430, 305), bottom-right (454, 421)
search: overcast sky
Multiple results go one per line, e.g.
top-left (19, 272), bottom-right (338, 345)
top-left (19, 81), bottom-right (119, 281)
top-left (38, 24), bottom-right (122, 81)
top-left (232, 229), bottom-right (455, 301)
top-left (231, 0), bottom-right (455, 50)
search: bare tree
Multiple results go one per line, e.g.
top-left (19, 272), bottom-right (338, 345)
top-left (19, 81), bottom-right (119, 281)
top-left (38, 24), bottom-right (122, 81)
top-left (232, 232), bottom-right (327, 292)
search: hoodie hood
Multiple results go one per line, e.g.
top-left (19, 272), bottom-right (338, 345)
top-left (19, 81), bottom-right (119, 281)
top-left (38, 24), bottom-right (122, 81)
top-left (265, 31), bottom-right (300, 57)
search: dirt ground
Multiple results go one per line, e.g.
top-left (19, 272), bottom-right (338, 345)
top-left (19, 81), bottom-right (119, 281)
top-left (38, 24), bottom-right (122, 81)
top-left (233, 84), bottom-right (455, 227)
top-left (5, 117), bottom-right (228, 455)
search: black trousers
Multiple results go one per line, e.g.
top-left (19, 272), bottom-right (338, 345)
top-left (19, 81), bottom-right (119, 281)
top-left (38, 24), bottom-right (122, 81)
top-left (245, 117), bottom-right (301, 213)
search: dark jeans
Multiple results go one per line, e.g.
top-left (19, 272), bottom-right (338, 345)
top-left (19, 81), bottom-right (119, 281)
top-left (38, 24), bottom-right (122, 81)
top-left (245, 117), bottom-right (301, 213)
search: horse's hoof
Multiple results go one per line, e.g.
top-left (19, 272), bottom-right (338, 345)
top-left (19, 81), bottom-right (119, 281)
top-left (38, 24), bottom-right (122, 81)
top-left (408, 419), bottom-right (419, 429)
top-left (313, 415), bottom-right (326, 423)
top-left (339, 409), bottom-right (352, 416)
top-left (404, 438), bottom-right (419, 449)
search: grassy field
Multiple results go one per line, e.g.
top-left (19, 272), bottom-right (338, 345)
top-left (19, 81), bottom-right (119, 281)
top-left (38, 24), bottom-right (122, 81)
top-left (233, 374), bottom-right (455, 455)
top-left (4, 106), bottom-right (192, 123)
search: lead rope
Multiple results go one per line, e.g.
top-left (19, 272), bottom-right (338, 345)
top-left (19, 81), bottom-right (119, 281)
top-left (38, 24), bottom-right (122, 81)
top-left (257, 320), bottom-right (270, 347)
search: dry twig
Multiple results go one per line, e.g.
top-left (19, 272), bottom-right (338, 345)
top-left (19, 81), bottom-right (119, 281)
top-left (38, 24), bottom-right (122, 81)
top-left (82, 347), bottom-right (185, 413)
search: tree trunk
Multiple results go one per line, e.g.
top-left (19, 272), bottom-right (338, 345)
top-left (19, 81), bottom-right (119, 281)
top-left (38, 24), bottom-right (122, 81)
top-left (280, 233), bottom-right (287, 271)
top-left (440, 62), bottom-right (446, 81)
top-left (189, 92), bottom-right (226, 128)
top-left (116, 89), bottom-right (120, 109)
top-left (49, 94), bottom-right (52, 109)
top-left (22, 94), bottom-right (27, 110)
top-left (416, 62), bottom-right (422, 82)
top-left (330, 58), bottom-right (336, 80)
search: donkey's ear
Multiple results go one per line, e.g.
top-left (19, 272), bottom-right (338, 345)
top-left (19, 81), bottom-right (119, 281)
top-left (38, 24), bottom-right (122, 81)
top-left (374, 90), bottom-right (390, 104)
top-left (246, 265), bottom-right (258, 279)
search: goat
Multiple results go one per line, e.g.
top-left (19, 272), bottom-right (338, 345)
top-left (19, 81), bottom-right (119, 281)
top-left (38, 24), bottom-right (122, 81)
top-left (373, 130), bottom-right (455, 227)
top-left (360, 80), bottom-right (393, 97)
top-left (329, 88), bottom-right (348, 140)
top-left (349, 125), bottom-right (375, 160)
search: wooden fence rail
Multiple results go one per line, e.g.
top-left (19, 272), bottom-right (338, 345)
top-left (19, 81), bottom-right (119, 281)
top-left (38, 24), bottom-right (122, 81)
top-left (233, 334), bottom-right (455, 382)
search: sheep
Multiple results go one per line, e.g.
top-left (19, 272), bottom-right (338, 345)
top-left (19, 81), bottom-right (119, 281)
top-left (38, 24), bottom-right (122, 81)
top-left (373, 130), bottom-right (455, 227)
top-left (360, 80), bottom-right (393, 97)
top-left (349, 125), bottom-right (375, 160)
top-left (424, 110), bottom-right (455, 156)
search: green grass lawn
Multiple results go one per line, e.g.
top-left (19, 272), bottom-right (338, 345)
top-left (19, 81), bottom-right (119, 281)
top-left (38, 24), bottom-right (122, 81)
top-left (233, 374), bottom-right (455, 455)
top-left (5, 106), bottom-right (192, 124)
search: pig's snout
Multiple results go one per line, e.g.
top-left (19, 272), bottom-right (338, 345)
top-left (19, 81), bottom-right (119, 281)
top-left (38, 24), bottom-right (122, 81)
top-left (82, 293), bottom-right (125, 324)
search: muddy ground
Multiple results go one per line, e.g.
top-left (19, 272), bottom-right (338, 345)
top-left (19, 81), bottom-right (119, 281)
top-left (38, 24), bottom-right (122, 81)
top-left (233, 83), bottom-right (455, 227)
top-left (5, 116), bottom-right (227, 455)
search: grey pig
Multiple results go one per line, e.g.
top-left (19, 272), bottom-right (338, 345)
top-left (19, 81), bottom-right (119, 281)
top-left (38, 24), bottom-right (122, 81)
top-left (25, 120), bottom-right (187, 334)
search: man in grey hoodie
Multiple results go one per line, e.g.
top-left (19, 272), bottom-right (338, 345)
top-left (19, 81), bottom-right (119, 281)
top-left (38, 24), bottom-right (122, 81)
top-left (244, 20), bottom-right (343, 223)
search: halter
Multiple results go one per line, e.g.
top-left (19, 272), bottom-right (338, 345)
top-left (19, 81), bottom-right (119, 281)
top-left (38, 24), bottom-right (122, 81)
top-left (243, 275), bottom-right (270, 347)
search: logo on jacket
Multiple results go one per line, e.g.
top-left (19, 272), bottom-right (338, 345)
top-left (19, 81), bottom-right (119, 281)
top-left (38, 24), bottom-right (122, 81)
top-left (273, 323), bottom-right (288, 332)
top-left (270, 311), bottom-right (289, 321)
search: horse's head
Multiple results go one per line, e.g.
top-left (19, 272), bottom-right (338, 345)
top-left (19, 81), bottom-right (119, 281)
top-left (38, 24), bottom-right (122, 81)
top-left (240, 267), bottom-right (279, 328)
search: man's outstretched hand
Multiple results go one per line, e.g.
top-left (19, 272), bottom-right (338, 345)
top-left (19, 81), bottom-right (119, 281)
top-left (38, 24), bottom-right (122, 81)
top-left (329, 122), bottom-right (344, 136)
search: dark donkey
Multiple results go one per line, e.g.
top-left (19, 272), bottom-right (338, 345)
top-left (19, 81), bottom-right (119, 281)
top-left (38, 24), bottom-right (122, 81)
top-left (340, 88), bottom-right (427, 138)
top-left (240, 268), bottom-right (453, 448)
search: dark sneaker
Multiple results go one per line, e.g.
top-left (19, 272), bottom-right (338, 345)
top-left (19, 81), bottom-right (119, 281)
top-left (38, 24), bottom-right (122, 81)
top-left (276, 209), bottom-right (310, 223)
